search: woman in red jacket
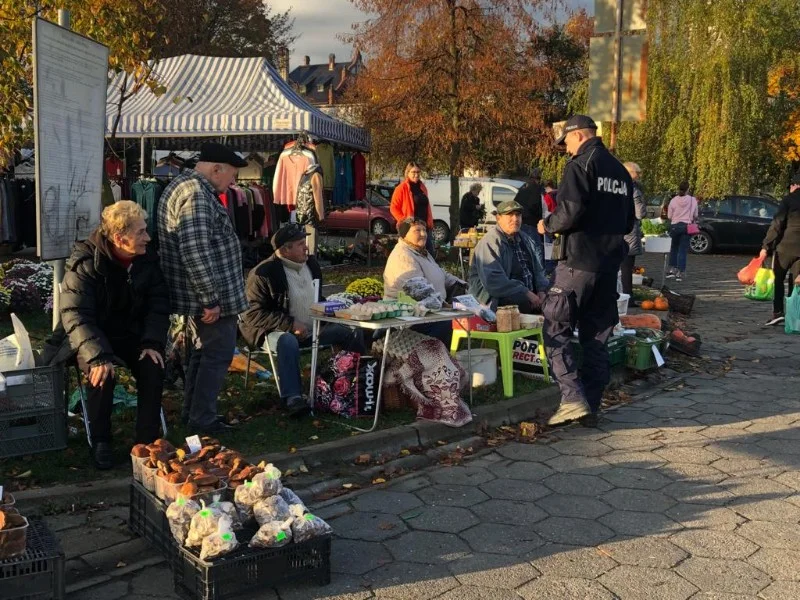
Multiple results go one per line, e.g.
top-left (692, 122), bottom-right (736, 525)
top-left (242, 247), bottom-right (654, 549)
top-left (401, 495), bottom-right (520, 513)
top-left (391, 162), bottom-right (435, 254)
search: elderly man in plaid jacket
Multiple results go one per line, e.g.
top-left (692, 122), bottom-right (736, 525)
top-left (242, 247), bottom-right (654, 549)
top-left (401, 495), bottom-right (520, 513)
top-left (157, 142), bottom-right (248, 434)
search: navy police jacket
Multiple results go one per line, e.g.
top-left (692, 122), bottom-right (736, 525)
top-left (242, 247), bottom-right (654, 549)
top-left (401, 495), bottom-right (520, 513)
top-left (544, 137), bottom-right (635, 273)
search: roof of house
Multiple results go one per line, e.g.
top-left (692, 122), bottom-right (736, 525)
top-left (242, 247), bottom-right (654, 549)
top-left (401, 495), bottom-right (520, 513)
top-left (288, 54), bottom-right (362, 105)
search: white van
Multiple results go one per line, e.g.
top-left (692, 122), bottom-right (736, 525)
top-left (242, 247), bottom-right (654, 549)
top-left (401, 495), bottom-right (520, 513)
top-left (424, 177), bottom-right (527, 241)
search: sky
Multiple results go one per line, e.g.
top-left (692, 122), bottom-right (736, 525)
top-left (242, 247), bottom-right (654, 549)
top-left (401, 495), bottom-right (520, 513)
top-left (271, 0), bottom-right (593, 69)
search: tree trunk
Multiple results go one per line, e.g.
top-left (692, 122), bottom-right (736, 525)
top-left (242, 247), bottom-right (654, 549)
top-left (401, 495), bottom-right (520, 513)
top-left (449, 141), bottom-right (461, 240)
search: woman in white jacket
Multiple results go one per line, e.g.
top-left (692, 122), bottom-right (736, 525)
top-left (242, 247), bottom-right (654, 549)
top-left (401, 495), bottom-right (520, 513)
top-left (383, 218), bottom-right (465, 343)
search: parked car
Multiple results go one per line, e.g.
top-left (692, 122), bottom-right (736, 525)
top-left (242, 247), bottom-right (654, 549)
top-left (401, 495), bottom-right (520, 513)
top-left (320, 190), bottom-right (397, 236)
top-left (425, 177), bottom-right (527, 242)
top-left (690, 195), bottom-right (780, 254)
top-left (645, 193), bottom-right (671, 219)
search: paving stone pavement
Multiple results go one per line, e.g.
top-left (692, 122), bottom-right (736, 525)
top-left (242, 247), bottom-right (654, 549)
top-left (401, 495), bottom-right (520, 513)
top-left (49, 253), bottom-right (800, 599)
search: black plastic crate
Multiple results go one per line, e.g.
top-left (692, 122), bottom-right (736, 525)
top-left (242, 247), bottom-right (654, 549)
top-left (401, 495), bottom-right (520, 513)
top-left (0, 518), bottom-right (65, 600)
top-left (129, 481), bottom-right (174, 559)
top-left (0, 365), bottom-right (67, 458)
top-left (172, 533), bottom-right (331, 600)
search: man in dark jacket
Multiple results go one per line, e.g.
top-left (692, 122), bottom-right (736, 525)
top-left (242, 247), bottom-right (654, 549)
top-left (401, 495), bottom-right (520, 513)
top-left (60, 201), bottom-right (170, 469)
top-left (761, 172), bottom-right (800, 326)
top-left (513, 167), bottom-right (544, 230)
top-left (538, 115), bottom-right (634, 426)
top-left (240, 224), bottom-right (365, 413)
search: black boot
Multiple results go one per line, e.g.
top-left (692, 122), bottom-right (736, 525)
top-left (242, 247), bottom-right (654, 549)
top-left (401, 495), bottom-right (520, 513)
top-left (92, 441), bottom-right (114, 470)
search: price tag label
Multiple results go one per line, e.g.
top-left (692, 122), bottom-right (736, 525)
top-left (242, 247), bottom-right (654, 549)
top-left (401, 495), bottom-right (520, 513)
top-left (652, 345), bottom-right (665, 367)
top-left (185, 435), bottom-right (202, 453)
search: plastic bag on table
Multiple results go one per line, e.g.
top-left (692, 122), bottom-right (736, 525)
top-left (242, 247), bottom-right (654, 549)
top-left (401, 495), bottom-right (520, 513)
top-left (254, 495), bottom-right (292, 525)
top-left (208, 500), bottom-right (242, 531)
top-left (165, 496), bottom-right (201, 545)
top-left (279, 488), bottom-right (307, 513)
top-left (249, 518), bottom-right (294, 549)
top-left (185, 502), bottom-right (224, 548)
top-left (199, 516), bottom-right (239, 561)
top-left (785, 287), bottom-right (800, 334)
top-left (737, 255), bottom-right (764, 285)
top-left (290, 510), bottom-right (332, 543)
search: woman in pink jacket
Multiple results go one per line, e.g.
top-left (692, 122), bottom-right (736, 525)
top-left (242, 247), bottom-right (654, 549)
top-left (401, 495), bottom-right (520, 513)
top-left (666, 181), bottom-right (699, 282)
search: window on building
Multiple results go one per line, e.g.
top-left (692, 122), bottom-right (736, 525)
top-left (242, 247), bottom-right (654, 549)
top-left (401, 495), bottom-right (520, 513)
top-left (317, 83), bottom-right (325, 93)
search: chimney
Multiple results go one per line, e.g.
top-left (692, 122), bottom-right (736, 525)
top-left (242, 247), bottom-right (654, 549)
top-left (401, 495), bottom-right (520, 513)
top-left (340, 66), bottom-right (347, 85)
top-left (328, 85), bottom-right (334, 106)
top-left (304, 55), bottom-right (310, 66)
top-left (328, 53), bottom-right (336, 71)
top-left (277, 46), bottom-right (289, 81)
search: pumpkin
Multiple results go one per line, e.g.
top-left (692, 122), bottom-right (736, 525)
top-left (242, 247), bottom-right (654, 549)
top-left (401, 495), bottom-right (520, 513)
top-left (640, 300), bottom-right (655, 310)
top-left (654, 297), bottom-right (669, 311)
top-left (620, 313), bottom-right (662, 330)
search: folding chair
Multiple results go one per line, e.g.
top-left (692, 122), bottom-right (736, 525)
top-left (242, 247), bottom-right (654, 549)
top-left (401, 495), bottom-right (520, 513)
top-left (241, 336), bottom-right (330, 395)
top-left (72, 362), bottom-right (168, 448)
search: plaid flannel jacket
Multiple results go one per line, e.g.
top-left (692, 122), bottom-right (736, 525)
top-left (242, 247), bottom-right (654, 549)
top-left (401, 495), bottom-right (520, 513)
top-left (157, 170), bottom-right (247, 318)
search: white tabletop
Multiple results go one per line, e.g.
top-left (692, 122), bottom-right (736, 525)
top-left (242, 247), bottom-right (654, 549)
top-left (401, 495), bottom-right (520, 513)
top-left (310, 310), bottom-right (474, 330)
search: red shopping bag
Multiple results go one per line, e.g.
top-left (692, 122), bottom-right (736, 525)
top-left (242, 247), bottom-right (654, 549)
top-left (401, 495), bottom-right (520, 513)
top-left (737, 256), bottom-right (764, 285)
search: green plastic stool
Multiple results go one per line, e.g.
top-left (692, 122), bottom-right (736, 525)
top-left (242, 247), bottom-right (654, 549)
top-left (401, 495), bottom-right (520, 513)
top-left (450, 328), bottom-right (550, 397)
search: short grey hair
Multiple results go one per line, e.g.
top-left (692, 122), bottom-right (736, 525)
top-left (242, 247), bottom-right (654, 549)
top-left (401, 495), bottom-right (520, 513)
top-left (100, 200), bottom-right (147, 238)
top-left (469, 183), bottom-right (482, 193)
top-left (624, 161), bottom-right (642, 174)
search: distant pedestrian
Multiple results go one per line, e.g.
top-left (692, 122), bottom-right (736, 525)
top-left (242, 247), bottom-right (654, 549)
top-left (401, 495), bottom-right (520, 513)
top-left (513, 167), bottom-right (544, 232)
top-left (666, 181), bottom-right (698, 282)
top-left (621, 162), bottom-right (645, 298)
top-left (459, 183), bottom-right (484, 229)
top-left (760, 172), bottom-right (800, 326)
top-left (543, 181), bottom-right (558, 215)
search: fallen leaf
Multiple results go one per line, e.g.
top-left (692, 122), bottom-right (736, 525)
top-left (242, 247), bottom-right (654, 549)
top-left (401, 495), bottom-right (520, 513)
top-left (372, 477), bottom-right (386, 484)
top-left (116, 561), bottom-right (127, 568)
top-left (309, 435), bottom-right (319, 441)
top-left (378, 522), bottom-right (396, 530)
top-left (299, 465), bottom-right (309, 473)
top-left (289, 447), bottom-right (297, 454)
top-left (15, 470), bottom-right (31, 479)
top-left (436, 440), bottom-right (447, 446)
top-left (399, 449), bottom-right (411, 456)
top-left (283, 468), bottom-right (295, 477)
top-left (354, 453), bottom-right (371, 465)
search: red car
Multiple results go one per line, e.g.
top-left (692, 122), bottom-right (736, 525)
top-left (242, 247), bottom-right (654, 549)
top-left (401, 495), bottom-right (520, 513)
top-left (321, 188), bottom-right (397, 235)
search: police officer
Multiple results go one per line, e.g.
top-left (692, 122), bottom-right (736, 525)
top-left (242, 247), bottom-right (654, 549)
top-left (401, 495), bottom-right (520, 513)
top-left (537, 115), bottom-right (634, 426)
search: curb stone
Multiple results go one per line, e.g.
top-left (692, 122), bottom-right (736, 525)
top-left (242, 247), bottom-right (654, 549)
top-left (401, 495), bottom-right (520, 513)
top-left (14, 385), bottom-right (559, 514)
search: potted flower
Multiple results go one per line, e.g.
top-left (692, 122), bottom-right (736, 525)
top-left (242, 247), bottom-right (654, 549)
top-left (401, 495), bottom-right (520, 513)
top-left (642, 219), bottom-right (671, 253)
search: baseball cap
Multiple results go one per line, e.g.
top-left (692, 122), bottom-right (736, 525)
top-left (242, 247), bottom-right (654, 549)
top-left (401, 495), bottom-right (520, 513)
top-left (554, 115), bottom-right (598, 146)
top-left (494, 200), bottom-right (524, 215)
top-left (271, 223), bottom-right (308, 249)
top-left (198, 142), bottom-right (248, 168)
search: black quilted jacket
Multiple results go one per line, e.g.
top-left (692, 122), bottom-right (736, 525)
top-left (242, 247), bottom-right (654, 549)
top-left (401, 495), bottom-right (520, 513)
top-left (60, 229), bottom-right (171, 366)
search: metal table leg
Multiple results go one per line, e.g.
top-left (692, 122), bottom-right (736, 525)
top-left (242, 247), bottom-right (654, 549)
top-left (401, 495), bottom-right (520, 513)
top-left (307, 319), bottom-right (322, 412)
top-left (467, 327), bottom-right (473, 406)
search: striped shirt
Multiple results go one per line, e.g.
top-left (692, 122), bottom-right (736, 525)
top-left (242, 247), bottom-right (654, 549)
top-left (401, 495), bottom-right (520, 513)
top-left (157, 170), bottom-right (247, 318)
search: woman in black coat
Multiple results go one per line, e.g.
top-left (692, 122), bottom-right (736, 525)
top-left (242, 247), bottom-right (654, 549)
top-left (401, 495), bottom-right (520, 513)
top-left (60, 201), bottom-right (171, 469)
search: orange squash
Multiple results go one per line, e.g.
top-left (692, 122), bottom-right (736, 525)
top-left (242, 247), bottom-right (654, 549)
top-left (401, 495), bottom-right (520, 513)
top-left (620, 313), bottom-right (662, 330)
top-left (654, 297), bottom-right (669, 311)
top-left (640, 300), bottom-right (655, 310)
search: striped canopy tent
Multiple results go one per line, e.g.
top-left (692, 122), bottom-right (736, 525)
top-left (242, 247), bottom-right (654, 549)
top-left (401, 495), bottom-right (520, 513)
top-left (106, 55), bottom-right (370, 151)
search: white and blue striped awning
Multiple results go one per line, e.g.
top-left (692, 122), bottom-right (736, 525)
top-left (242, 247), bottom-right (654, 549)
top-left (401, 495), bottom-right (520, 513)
top-left (106, 55), bottom-right (370, 151)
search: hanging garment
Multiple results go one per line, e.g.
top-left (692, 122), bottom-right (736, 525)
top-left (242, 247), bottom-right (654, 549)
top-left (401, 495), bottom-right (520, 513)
top-left (131, 179), bottom-right (163, 245)
top-left (295, 166), bottom-right (324, 227)
top-left (316, 142), bottom-right (336, 190)
top-left (352, 152), bottom-right (367, 202)
top-left (273, 149), bottom-right (310, 206)
top-left (333, 154), bottom-right (353, 206)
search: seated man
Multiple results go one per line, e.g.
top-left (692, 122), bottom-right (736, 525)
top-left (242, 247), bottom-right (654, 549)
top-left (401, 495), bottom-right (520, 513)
top-left (469, 200), bottom-right (549, 313)
top-left (240, 223), bottom-right (365, 413)
top-left (384, 218), bottom-right (466, 344)
top-left (60, 201), bottom-right (170, 470)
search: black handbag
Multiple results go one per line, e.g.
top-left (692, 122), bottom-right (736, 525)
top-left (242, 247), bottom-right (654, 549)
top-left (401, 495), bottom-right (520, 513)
top-left (550, 233), bottom-right (567, 261)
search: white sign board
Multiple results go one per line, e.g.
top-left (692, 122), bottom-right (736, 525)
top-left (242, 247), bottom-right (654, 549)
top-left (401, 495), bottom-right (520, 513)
top-left (33, 18), bottom-right (109, 260)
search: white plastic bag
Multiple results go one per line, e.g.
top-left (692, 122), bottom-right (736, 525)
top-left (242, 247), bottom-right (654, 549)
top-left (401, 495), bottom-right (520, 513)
top-left (199, 516), bottom-right (239, 560)
top-left (0, 314), bottom-right (35, 389)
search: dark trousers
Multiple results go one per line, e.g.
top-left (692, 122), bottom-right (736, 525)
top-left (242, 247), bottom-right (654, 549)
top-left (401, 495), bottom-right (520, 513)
top-left (412, 321), bottom-right (453, 347)
top-left (620, 254), bottom-right (636, 295)
top-left (544, 264), bottom-right (618, 412)
top-left (80, 338), bottom-right (164, 445)
top-left (183, 316), bottom-right (238, 430)
top-left (773, 253), bottom-right (800, 314)
top-left (669, 223), bottom-right (690, 271)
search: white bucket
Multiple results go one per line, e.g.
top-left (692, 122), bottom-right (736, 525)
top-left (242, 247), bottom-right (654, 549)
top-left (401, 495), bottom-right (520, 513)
top-left (632, 274), bottom-right (644, 285)
top-left (644, 236), bottom-right (671, 253)
top-left (456, 348), bottom-right (497, 388)
top-left (617, 293), bottom-right (630, 316)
